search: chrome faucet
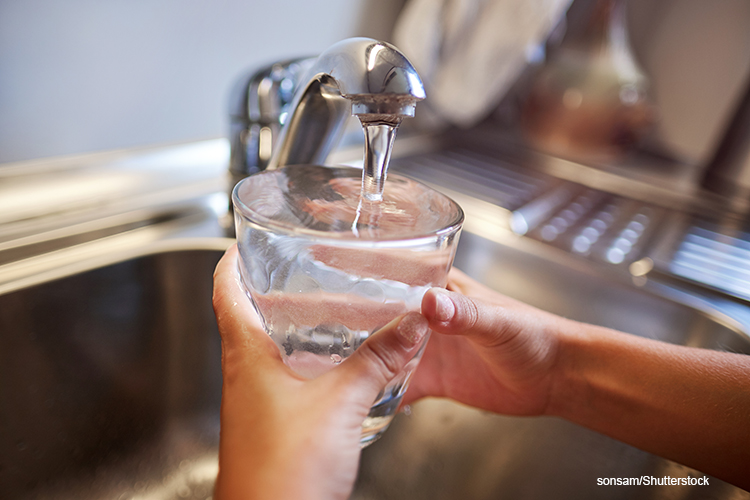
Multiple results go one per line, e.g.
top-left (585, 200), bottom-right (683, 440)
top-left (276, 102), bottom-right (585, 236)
top-left (267, 37), bottom-right (425, 170)
top-left (229, 37), bottom-right (425, 185)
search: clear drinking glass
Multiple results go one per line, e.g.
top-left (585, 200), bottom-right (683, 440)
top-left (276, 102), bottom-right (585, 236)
top-left (233, 165), bottom-right (463, 446)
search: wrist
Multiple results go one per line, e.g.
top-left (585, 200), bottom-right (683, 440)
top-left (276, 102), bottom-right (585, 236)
top-left (543, 317), bottom-right (598, 420)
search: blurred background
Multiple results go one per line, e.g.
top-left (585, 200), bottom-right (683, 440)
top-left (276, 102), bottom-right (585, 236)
top-left (0, 0), bottom-right (376, 163)
top-left (1, 0), bottom-right (749, 167)
top-left (2, 3), bottom-right (750, 498)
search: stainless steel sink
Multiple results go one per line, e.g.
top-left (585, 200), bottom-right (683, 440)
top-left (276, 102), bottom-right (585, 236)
top-left (0, 248), bottom-right (226, 500)
top-left (2, 233), bottom-right (749, 499)
top-left (1, 138), bottom-right (749, 499)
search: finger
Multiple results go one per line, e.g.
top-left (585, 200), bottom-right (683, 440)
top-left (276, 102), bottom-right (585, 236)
top-left (399, 332), bottom-right (451, 406)
top-left (212, 244), bottom-right (280, 362)
top-left (421, 287), bottom-right (516, 347)
top-left (330, 312), bottom-right (429, 403)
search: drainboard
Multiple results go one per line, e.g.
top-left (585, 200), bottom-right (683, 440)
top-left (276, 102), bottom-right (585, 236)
top-left (393, 147), bottom-right (750, 304)
top-left (1, 232), bottom-right (749, 499)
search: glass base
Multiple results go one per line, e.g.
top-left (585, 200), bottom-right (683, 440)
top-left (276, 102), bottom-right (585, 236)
top-left (360, 392), bottom-right (403, 447)
top-left (360, 414), bottom-right (395, 448)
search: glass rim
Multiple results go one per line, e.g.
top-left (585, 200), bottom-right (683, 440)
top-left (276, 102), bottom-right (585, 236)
top-left (232, 165), bottom-right (464, 245)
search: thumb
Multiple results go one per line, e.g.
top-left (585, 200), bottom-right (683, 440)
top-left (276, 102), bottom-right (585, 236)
top-left (421, 288), bottom-right (513, 347)
top-left (330, 312), bottom-right (429, 403)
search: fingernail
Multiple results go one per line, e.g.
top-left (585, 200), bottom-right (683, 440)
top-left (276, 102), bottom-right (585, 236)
top-left (397, 312), bottom-right (429, 346)
top-left (433, 290), bottom-right (455, 322)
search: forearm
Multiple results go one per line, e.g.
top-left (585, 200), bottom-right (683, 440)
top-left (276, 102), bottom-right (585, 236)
top-left (549, 321), bottom-right (750, 490)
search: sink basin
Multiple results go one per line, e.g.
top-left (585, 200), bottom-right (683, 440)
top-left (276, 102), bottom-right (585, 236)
top-left (2, 230), bottom-right (749, 499)
top-left (0, 249), bottom-right (225, 500)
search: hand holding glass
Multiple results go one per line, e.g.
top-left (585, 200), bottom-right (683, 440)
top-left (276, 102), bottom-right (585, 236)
top-left (233, 165), bottom-right (463, 445)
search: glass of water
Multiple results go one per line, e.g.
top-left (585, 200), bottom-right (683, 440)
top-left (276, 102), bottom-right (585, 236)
top-left (233, 165), bottom-right (463, 446)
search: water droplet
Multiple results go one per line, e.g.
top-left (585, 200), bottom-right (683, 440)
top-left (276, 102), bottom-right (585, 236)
top-left (330, 354), bottom-right (342, 364)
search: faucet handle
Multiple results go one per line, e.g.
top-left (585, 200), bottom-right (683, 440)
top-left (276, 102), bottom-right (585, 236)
top-left (228, 57), bottom-right (314, 181)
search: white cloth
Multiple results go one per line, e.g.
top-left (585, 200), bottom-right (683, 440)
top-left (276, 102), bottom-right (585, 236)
top-left (393, 0), bottom-right (572, 127)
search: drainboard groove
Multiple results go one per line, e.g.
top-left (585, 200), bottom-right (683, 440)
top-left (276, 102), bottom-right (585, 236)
top-left (670, 224), bottom-right (750, 302)
top-left (395, 145), bottom-right (750, 305)
top-left (392, 147), bottom-right (554, 210)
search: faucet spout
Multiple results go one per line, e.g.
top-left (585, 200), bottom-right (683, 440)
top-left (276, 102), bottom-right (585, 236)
top-left (267, 37), bottom-right (425, 170)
